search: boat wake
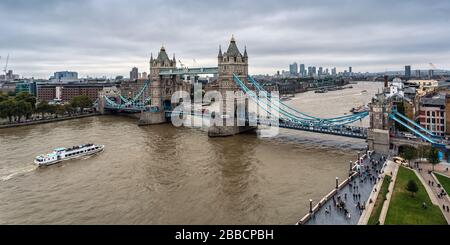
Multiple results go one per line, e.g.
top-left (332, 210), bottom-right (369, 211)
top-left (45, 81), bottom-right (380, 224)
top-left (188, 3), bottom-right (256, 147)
top-left (0, 165), bottom-right (37, 181)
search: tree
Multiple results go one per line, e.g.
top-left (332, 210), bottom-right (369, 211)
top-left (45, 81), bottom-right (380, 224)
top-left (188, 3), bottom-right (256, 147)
top-left (54, 104), bottom-right (66, 118)
top-left (36, 101), bottom-right (51, 119)
top-left (417, 145), bottom-right (431, 161)
top-left (0, 92), bottom-right (7, 103)
top-left (64, 103), bottom-right (75, 116)
top-left (15, 100), bottom-right (32, 122)
top-left (47, 104), bottom-right (57, 118)
top-left (70, 95), bottom-right (92, 114)
top-left (400, 145), bottom-right (417, 168)
top-left (15, 92), bottom-right (37, 110)
top-left (427, 147), bottom-right (440, 171)
top-left (406, 180), bottom-right (419, 197)
top-left (0, 99), bottom-right (17, 123)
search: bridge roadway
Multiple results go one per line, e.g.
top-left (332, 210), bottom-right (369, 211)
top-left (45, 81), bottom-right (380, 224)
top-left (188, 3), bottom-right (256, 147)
top-left (158, 67), bottom-right (218, 76)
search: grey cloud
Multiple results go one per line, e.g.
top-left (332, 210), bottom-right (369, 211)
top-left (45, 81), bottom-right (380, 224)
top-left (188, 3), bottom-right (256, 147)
top-left (0, 0), bottom-right (449, 78)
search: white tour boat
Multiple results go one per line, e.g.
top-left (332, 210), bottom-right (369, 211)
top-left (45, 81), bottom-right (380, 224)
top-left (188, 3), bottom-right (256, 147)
top-left (34, 144), bottom-right (105, 167)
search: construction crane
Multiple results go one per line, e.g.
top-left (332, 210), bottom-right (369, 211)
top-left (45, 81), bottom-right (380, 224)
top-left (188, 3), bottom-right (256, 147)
top-left (429, 63), bottom-right (446, 81)
top-left (3, 54), bottom-right (9, 75)
top-left (178, 60), bottom-right (185, 69)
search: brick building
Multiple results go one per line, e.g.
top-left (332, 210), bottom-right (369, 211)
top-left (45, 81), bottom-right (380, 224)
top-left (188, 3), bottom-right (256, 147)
top-left (418, 93), bottom-right (446, 137)
top-left (119, 79), bottom-right (151, 100)
top-left (37, 83), bottom-right (115, 102)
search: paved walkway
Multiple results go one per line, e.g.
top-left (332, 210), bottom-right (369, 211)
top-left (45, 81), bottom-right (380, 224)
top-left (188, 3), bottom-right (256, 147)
top-left (431, 163), bottom-right (450, 178)
top-left (378, 161), bottom-right (399, 225)
top-left (306, 153), bottom-right (385, 225)
top-left (359, 160), bottom-right (397, 225)
top-left (417, 163), bottom-right (450, 224)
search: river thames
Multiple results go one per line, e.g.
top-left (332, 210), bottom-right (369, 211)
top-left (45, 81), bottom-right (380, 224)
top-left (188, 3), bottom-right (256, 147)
top-left (0, 82), bottom-right (383, 224)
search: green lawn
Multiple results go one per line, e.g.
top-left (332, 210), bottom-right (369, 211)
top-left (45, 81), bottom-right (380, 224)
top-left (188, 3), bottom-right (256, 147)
top-left (384, 166), bottom-right (447, 225)
top-left (368, 175), bottom-right (392, 225)
top-left (435, 173), bottom-right (450, 195)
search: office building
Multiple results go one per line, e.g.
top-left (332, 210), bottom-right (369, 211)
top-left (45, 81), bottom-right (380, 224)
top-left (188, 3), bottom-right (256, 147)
top-left (405, 65), bottom-right (411, 78)
top-left (130, 67), bottom-right (139, 80)
top-left (332, 67), bottom-right (337, 76)
top-left (37, 83), bottom-right (115, 102)
top-left (299, 64), bottom-right (305, 77)
top-left (415, 70), bottom-right (421, 78)
top-left (289, 62), bottom-right (298, 76)
top-left (52, 71), bottom-right (78, 82)
top-left (419, 93), bottom-right (446, 137)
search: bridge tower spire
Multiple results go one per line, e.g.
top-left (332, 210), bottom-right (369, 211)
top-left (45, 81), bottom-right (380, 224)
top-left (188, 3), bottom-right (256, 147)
top-left (140, 45), bottom-right (188, 126)
top-left (208, 36), bottom-right (256, 137)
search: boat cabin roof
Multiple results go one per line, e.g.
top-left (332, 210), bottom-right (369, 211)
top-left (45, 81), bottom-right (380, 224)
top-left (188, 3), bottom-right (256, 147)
top-left (54, 148), bottom-right (66, 152)
top-left (37, 153), bottom-right (57, 159)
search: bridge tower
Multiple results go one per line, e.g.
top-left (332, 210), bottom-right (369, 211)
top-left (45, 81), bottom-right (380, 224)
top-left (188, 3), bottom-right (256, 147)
top-left (139, 46), bottom-right (187, 125)
top-left (367, 93), bottom-right (391, 155)
top-left (208, 36), bottom-right (256, 137)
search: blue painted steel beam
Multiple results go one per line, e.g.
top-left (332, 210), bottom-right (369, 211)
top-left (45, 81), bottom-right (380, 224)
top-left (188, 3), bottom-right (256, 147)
top-left (389, 113), bottom-right (436, 144)
top-left (393, 111), bottom-right (439, 138)
top-left (233, 74), bottom-right (368, 126)
top-left (247, 75), bottom-right (368, 122)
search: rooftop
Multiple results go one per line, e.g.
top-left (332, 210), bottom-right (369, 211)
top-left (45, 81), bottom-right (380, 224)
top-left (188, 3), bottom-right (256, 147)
top-left (420, 93), bottom-right (446, 106)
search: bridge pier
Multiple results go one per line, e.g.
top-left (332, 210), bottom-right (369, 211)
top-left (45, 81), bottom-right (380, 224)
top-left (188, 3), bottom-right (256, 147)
top-left (208, 124), bottom-right (256, 137)
top-left (138, 111), bottom-right (167, 126)
top-left (367, 129), bottom-right (390, 155)
top-left (98, 97), bottom-right (106, 115)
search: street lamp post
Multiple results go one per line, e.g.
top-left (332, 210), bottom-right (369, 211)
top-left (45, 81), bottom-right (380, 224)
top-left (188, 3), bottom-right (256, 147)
top-left (309, 199), bottom-right (313, 213)
top-left (349, 160), bottom-right (353, 172)
top-left (336, 177), bottom-right (339, 189)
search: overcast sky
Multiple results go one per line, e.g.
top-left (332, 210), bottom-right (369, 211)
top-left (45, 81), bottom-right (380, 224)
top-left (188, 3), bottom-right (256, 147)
top-left (1, 0), bottom-right (449, 78)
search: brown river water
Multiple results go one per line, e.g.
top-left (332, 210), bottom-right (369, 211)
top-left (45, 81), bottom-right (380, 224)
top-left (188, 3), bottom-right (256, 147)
top-left (0, 82), bottom-right (383, 224)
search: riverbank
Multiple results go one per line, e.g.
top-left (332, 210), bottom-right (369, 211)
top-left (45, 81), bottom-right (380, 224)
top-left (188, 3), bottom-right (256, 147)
top-left (0, 113), bottom-right (102, 129)
top-left (298, 151), bottom-right (386, 225)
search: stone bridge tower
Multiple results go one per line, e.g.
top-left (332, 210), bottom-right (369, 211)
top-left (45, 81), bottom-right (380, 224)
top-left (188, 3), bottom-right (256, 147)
top-left (367, 93), bottom-right (391, 155)
top-left (208, 36), bottom-right (256, 137)
top-left (139, 46), bottom-right (188, 125)
top-left (217, 35), bottom-right (249, 93)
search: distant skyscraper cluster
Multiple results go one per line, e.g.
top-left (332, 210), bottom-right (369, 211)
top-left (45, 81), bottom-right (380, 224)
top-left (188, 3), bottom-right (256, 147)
top-left (281, 62), bottom-right (353, 78)
top-left (129, 67), bottom-right (148, 80)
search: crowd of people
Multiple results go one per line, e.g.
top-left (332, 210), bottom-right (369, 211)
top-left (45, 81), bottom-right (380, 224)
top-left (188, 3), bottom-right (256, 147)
top-left (320, 151), bottom-right (385, 223)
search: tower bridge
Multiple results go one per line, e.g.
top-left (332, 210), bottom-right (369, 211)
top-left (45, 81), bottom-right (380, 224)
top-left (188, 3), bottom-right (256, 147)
top-left (97, 36), bottom-right (450, 158)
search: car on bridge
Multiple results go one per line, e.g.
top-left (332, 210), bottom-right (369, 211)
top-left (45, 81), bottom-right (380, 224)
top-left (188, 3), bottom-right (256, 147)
top-left (393, 156), bottom-right (408, 165)
top-left (403, 133), bottom-right (418, 140)
top-left (352, 128), bottom-right (361, 134)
